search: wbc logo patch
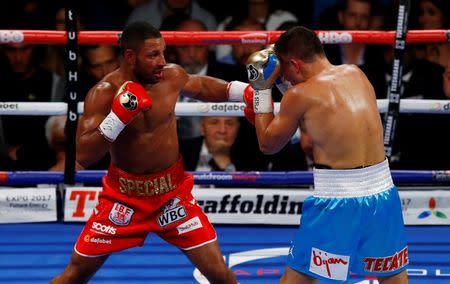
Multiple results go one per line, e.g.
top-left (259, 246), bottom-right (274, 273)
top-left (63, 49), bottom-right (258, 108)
top-left (108, 202), bottom-right (134, 226)
top-left (157, 197), bottom-right (187, 227)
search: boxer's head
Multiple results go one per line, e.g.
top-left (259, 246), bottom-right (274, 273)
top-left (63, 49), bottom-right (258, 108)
top-left (275, 26), bottom-right (325, 84)
top-left (121, 21), bottom-right (166, 84)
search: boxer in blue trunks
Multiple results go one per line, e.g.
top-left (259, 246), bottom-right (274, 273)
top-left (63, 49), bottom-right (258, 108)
top-left (243, 26), bottom-right (409, 283)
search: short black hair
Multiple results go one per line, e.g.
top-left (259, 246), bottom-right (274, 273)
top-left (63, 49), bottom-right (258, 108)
top-left (274, 26), bottom-right (324, 63)
top-left (120, 21), bottom-right (161, 55)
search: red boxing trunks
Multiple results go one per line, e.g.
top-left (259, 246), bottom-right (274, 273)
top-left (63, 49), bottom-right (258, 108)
top-left (75, 158), bottom-right (216, 257)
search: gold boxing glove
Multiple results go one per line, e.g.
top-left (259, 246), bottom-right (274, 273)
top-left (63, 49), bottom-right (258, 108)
top-left (246, 45), bottom-right (281, 90)
top-left (245, 46), bottom-right (280, 114)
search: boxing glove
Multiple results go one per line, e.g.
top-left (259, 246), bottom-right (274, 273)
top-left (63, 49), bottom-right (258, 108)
top-left (246, 46), bottom-right (280, 114)
top-left (99, 81), bottom-right (153, 142)
top-left (242, 85), bottom-right (256, 125)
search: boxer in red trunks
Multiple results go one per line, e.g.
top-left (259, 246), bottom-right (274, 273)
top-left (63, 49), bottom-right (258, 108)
top-left (51, 21), bottom-right (253, 284)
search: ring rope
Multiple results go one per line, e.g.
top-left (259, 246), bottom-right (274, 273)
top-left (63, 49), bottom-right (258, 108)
top-left (1, 170), bottom-right (449, 186)
top-left (0, 30), bottom-right (448, 45)
top-left (0, 100), bottom-right (449, 116)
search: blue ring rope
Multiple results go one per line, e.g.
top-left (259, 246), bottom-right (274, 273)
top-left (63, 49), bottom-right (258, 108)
top-left (1, 170), bottom-right (449, 186)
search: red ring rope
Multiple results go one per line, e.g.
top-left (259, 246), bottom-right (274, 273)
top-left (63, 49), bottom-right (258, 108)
top-left (0, 30), bottom-right (448, 45)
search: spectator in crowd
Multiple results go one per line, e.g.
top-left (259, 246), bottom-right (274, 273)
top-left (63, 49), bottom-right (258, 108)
top-left (0, 43), bottom-right (60, 170)
top-left (322, 0), bottom-right (382, 64)
top-left (385, 46), bottom-right (449, 170)
top-left (173, 17), bottom-right (238, 139)
top-left (219, 17), bottom-right (267, 68)
top-left (321, 0), bottom-right (387, 98)
top-left (79, 45), bottom-right (121, 100)
top-left (0, 120), bottom-right (14, 171)
top-left (316, 0), bottom-right (387, 30)
top-left (417, 0), bottom-right (449, 67)
top-left (44, 5), bottom-right (83, 77)
top-left (444, 60), bottom-right (450, 98)
top-left (180, 116), bottom-right (241, 171)
top-left (215, 0), bottom-right (304, 62)
top-left (217, 17), bottom-right (267, 66)
top-left (79, 0), bottom-right (133, 31)
top-left (44, 45), bottom-right (120, 172)
top-left (126, 0), bottom-right (217, 31)
top-left (45, 116), bottom-right (67, 171)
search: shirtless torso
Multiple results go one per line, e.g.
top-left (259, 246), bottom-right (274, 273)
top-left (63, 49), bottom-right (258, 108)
top-left (77, 63), bottom-right (230, 174)
top-left (296, 64), bottom-right (385, 169)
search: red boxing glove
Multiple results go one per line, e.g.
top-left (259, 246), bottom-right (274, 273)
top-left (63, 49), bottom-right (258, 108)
top-left (243, 85), bottom-right (256, 125)
top-left (99, 81), bottom-right (153, 141)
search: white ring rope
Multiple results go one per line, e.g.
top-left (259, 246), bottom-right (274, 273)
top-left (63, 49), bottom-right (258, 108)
top-left (0, 100), bottom-right (449, 116)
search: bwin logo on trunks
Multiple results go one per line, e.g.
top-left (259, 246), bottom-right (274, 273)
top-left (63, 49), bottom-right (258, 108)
top-left (157, 197), bottom-right (187, 227)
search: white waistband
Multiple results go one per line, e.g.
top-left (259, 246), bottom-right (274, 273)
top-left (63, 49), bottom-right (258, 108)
top-left (313, 159), bottom-right (394, 198)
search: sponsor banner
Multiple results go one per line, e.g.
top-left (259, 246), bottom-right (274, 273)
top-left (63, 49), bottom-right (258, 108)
top-left (0, 187), bottom-right (56, 223)
top-left (64, 187), bottom-right (102, 222)
top-left (62, 186), bottom-right (450, 225)
top-left (192, 188), bottom-right (307, 225)
top-left (400, 190), bottom-right (450, 225)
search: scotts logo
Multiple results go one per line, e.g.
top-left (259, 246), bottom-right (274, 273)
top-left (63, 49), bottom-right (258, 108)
top-left (119, 92), bottom-right (138, 111)
top-left (157, 197), bottom-right (187, 227)
top-left (91, 222), bottom-right (117, 235)
top-left (364, 247), bottom-right (409, 272)
top-left (246, 65), bottom-right (259, 81)
top-left (309, 248), bottom-right (350, 281)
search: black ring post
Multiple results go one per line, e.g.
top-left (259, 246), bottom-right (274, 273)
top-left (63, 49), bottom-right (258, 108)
top-left (383, 0), bottom-right (411, 160)
top-left (63, 0), bottom-right (80, 184)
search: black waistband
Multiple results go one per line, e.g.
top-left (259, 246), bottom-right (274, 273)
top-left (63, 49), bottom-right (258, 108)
top-left (313, 163), bottom-right (366, 170)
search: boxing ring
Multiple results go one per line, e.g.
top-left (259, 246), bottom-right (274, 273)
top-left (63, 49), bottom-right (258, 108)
top-left (1, 2), bottom-right (450, 282)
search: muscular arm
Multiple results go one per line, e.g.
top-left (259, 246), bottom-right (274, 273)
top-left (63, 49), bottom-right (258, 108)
top-left (182, 74), bottom-right (230, 102)
top-left (76, 82), bottom-right (115, 168)
top-left (255, 89), bottom-right (304, 154)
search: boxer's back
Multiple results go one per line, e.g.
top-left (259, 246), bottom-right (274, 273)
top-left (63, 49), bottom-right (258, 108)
top-left (300, 64), bottom-right (385, 168)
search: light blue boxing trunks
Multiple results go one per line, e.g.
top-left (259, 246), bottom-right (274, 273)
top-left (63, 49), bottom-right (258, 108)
top-left (287, 159), bottom-right (408, 281)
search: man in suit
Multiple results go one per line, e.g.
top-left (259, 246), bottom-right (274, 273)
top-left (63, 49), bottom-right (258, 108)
top-left (174, 18), bottom-right (238, 139)
top-left (180, 116), bottom-right (240, 172)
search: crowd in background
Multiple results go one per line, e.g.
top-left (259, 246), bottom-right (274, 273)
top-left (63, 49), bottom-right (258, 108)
top-left (0, 0), bottom-right (449, 173)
